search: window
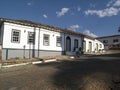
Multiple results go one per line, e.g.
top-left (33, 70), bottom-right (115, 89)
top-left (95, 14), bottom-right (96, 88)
top-left (43, 34), bottom-right (50, 46)
top-left (113, 39), bottom-right (119, 43)
top-left (88, 41), bottom-right (92, 52)
top-left (100, 44), bottom-right (102, 48)
top-left (74, 39), bottom-right (78, 48)
top-left (11, 29), bottom-right (20, 43)
top-left (56, 36), bottom-right (62, 47)
top-left (96, 43), bottom-right (98, 51)
top-left (28, 32), bottom-right (35, 44)
top-left (103, 40), bottom-right (108, 43)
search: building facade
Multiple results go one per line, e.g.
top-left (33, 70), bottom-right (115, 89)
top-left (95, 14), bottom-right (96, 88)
top-left (0, 18), bottom-right (104, 60)
top-left (97, 35), bottom-right (120, 50)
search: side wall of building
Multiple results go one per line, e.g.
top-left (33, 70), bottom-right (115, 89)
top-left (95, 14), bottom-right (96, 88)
top-left (64, 34), bottom-right (82, 55)
top-left (84, 37), bottom-right (104, 53)
top-left (98, 35), bottom-right (120, 50)
top-left (1, 22), bottom-right (83, 60)
top-left (1, 22), bottom-right (104, 60)
top-left (2, 22), bottom-right (64, 60)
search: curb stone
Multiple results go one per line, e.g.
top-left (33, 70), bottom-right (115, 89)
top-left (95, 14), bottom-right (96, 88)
top-left (0, 59), bottom-right (57, 69)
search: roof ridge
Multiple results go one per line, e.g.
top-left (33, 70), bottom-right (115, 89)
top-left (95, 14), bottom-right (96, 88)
top-left (0, 17), bottom-right (95, 39)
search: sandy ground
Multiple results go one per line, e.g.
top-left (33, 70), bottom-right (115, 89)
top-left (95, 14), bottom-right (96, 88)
top-left (0, 54), bottom-right (120, 90)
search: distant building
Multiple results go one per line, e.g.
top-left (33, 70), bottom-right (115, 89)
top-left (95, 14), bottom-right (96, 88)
top-left (0, 18), bottom-right (104, 60)
top-left (96, 35), bottom-right (120, 50)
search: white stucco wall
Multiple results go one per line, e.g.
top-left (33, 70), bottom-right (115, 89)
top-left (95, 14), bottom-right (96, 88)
top-left (84, 38), bottom-right (94, 52)
top-left (39, 28), bottom-right (63, 51)
top-left (2, 22), bottom-right (83, 52)
top-left (2, 22), bottom-right (64, 51)
top-left (3, 22), bottom-right (35, 49)
top-left (64, 34), bottom-right (82, 51)
top-left (98, 36), bottom-right (120, 45)
top-left (94, 39), bottom-right (104, 50)
top-left (84, 37), bottom-right (104, 52)
top-left (98, 35), bottom-right (120, 50)
top-left (2, 22), bottom-right (104, 54)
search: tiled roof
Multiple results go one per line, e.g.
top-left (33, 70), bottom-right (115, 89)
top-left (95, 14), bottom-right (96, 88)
top-left (0, 18), bottom-right (95, 39)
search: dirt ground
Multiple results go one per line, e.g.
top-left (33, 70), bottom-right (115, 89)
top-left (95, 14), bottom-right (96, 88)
top-left (0, 54), bottom-right (120, 90)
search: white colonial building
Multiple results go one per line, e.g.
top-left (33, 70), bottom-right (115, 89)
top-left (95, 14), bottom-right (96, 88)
top-left (0, 18), bottom-right (104, 60)
top-left (97, 35), bottom-right (120, 50)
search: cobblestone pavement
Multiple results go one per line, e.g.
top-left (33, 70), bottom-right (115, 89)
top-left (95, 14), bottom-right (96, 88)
top-left (0, 54), bottom-right (120, 90)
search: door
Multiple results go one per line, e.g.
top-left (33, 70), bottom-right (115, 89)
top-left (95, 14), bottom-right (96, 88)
top-left (66, 36), bottom-right (71, 51)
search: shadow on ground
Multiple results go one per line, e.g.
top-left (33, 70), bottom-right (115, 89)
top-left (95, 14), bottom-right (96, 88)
top-left (51, 53), bottom-right (120, 90)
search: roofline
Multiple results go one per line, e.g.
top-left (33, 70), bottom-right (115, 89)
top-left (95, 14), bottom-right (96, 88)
top-left (0, 17), bottom-right (95, 40)
top-left (96, 34), bottom-right (120, 39)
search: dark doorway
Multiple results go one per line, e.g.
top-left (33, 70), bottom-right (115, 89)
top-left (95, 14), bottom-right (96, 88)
top-left (66, 36), bottom-right (71, 51)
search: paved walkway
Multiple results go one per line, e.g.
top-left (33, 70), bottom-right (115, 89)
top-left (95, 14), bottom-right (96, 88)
top-left (0, 53), bottom-right (120, 90)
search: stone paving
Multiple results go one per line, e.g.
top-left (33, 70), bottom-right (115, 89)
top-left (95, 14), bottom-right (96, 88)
top-left (0, 53), bottom-right (120, 90)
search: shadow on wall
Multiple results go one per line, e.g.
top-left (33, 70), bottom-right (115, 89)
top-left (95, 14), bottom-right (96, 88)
top-left (52, 54), bottom-right (120, 90)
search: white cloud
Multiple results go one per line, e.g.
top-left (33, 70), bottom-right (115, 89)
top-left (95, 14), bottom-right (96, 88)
top-left (85, 7), bottom-right (120, 17)
top-left (43, 14), bottom-right (48, 18)
top-left (106, 0), bottom-right (115, 7)
top-left (77, 7), bottom-right (81, 11)
top-left (106, 0), bottom-right (120, 7)
top-left (56, 7), bottom-right (69, 17)
top-left (27, 2), bottom-right (32, 6)
top-left (83, 30), bottom-right (98, 38)
top-left (68, 24), bottom-right (80, 31)
top-left (85, 0), bottom-right (120, 17)
top-left (113, 0), bottom-right (120, 6)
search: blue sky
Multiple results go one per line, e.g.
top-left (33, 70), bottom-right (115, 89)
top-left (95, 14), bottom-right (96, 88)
top-left (0, 0), bottom-right (120, 37)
